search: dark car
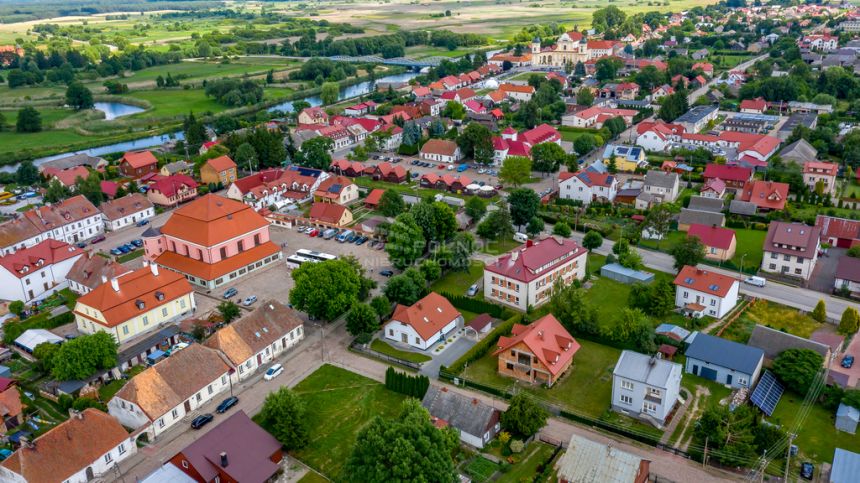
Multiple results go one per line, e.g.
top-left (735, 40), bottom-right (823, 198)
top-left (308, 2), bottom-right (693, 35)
top-left (842, 355), bottom-right (855, 368)
top-left (216, 396), bottom-right (239, 414)
top-left (223, 287), bottom-right (238, 299)
top-left (191, 414), bottom-right (214, 429)
top-left (131, 239), bottom-right (143, 247)
top-left (136, 219), bottom-right (150, 227)
top-left (800, 462), bottom-right (814, 480)
top-left (90, 235), bottom-right (106, 244)
top-left (110, 248), bottom-right (123, 256)
top-left (75, 242), bottom-right (87, 249)
top-left (380, 269), bottom-right (394, 277)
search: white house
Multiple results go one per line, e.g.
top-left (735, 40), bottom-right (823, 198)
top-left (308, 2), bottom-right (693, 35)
top-left (559, 168), bottom-right (618, 205)
top-left (0, 239), bottom-right (83, 303)
top-left (673, 265), bottom-right (739, 319)
top-left (108, 344), bottom-right (232, 440)
top-left (635, 120), bottom-right (685, 152)
top-left (636, 170), bottom-right (680, 209)
top-left (100, 193), bottom-right (155, 231)
top-left (835, 257), bottom-right (860, 298)
top-left (204, 300), bottom-right (304, 380)
top-left (0, 195), bottom-right (103, 255)
top-left (762, 221), bottom-right (821, 280)
top-left (383, 292), bottom-right (462, 350)
top-left (611, 350), bottom-right (682, 427)
top-left (420, 139), bottom-right (462, 164)
top-left (0, 409), bottom-right (136, 483)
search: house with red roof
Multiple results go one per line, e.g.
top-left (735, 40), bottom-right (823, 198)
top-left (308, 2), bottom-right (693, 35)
top-left (498, 83), bottom-right (535, 102)
top-left (562, 106), bottom-right (638, 129)
top-left (225, 167), bottom-right (327, 210)
top-left (522, 123), bottom-right (562, 145)
top-left (199, 140), bottom-right (221, 155)
top-left (313, 175), bottom-right (358, 205)
top-left (297, 106), bottom-right (329, 126)
top-left (367, 162), bottom-right (407, 183)
top-left (802, 161), bottom-right (839, 196)
top-left (649, 84), bottom-right (675, 102)
top-left (309, 202), bottom-right (353, 226)
top-left (383, 292), bottom-right (462, 350)
top-left (762, 221), bottom-right (821, 280)
top-left (419, 173), bottom-right (473, 193)
top-left (146, 174), bottom-right (199, 207)
top-left (598, 82), bottom-right (640, 101)
top-left (364, 189), bottom-right (385, 209)
top-left (119, 151), bottom-right (159, 178)
top-left (740, 97), bottom-right (768, 114)
top-left (494, 314), bottom-right (579, 386)
top-left (673, 265), bottom-right (739, 318)
top-left (200, 155), bottom-right (238, 186)
top-left (700, 177), bottom-right (727, 199)
top-left (635, 120), bottom-right (685, 151)
top-left (688, 224), bottom-right (737, 262)
top-left (692, 62), bottom-right (715, 76)
top-left (484, 236), bottom-right (587, 311)
top-left (464, 99), bottom-right (486, 114)
top-left (42, 165), bottom-right (90, 188)
top-left (816, 215), bottom-right (860, 248)
top-left (559, 167), bottom-right (618, 205)
top-left (329, 159), bottom-right (367, 178)
top-left (420, 139), bottom-right (462, 164)
top-left (343, 101), bottom-right (377, 117)
top-left (703, 164), bottom-right (753, 193)
top-left (738, 180), bottom-right (790, 211)
top-left (0, 239), bottom-right (83, 303)
top-left (491, 136), bottom-right (532, 164)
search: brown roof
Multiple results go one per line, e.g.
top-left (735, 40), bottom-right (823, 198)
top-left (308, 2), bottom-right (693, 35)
top-left (390, 292), bottom-right (461, 341)
top-left (204, 300), bottom-right (303, 365)
top-left (764, 221), bottom-right (820, 256)
top-left (155, 242), bottom-right (281, 282)
top-left (160, 194), bottom-right (270, 247)
top-left (66, 252), bottom-right (127, 291)
top-left (673, 265), bottom-right (737, 297)
top-left (113, 344), bottom-right (230, 420)
top-left (120, 150), bottom-right (158, 169)
top-left (364, 189), bottom-right (385, 206)
top-left (0, 217), bottom-right (42, 248)
top-left (0, 195), bottom-right (102, 248)
top-left (0, 409), bottom-right (129, 483)
top-left (205, 155), bottom-right (237, 173)
top-left (0, 239), bottom-right (82, 279)
top-left (309, 202), bottom-right (348, 224)
top-left (0, 384), bottom-right (22, 421)
top-left (75, 265), bottom-right (193, 328)
top-left (100, 193), bottom-right (153, 221)
top-left (313, 175), bottom-right (354, 199)
top-left (421, 139), bottom-right (459, 157)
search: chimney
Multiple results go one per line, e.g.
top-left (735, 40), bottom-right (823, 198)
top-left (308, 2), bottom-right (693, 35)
top-left (142, 259), bottom-right (149, 267)
top-left (110, 277), bottom-right (120, 292)
top-left (220, 452), bottom-right (228, 468)
top-left (150, 263), bottom-right (159, 276)
top-left (101, 275), bottom-right (108, 284)
top-left (526, 239), bottom-right (533, 248)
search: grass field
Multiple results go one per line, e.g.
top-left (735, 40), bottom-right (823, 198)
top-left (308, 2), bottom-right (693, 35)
top-left (430, 263), bottom-right (484, 295)
top-left (296, 471), bottom-right (329, 483)
top-left (771, 391), bottom-right (860, 465)
top-left (497, 442), bottom-right (557, 483)
top-left (719, 300), bottom-right (822, 344)
top-left (479, 238), bottom-right (520, 256)
top-left (639, 227), bottom-right (766, 273)
top-left (290, 364), bottom-right (406, 480)
top-left (87, 58), bottom-right (301, 89)
top-left (370, 339), bottom-right (432, 363)
top-left (587, 269), bottom-right (694, 330)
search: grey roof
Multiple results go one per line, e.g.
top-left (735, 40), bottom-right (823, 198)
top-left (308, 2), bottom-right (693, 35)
top-left (118, 325), bottom-right (180, 365)
top-left (729, 200), bottom-right (757, 216)
top-left (655, 324), bottom-right (691, 342)
top-left (644, 170), bottom-right (678, 189)
top-left (685, 333), bottom-right (764, 375)
top-left (832, 448), bottom-right (860, 483)
top-left (14, 329), bottom-right (63, 352)
top-left (422, 386), bottom-right (499, 438)
top-left (674, 105), bottom-right (718, 125)
top-left (688, 196), bottom-right (724, 213)
top-left (161, 160), bottom-right (191, 175)
top-left (40, 153), bottom-right (107, 171)
top-left (747, 325), bottom-right (830, 361)
top-left (600, 263), bottom-right (655, 283)
top-left (678, 208), bottom-right (724, 227)
top-left (778, 113), bottom-right (818, 137)
top-left (778, 138), bottom-right (818, 163)
top-left (613, 350), bottom-right (681, 389)
top-left (837, 403), bottom-right (860, 423)
top-left (556, 433), bottom-right (646, 483)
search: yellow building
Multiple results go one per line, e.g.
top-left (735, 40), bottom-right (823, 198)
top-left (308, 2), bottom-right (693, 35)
top-left (200, 155), bottom-right (238, 186)
top-left (74, 263), bottom-right (196, 343)
top-left (602, 144), bottom-right (646, 173)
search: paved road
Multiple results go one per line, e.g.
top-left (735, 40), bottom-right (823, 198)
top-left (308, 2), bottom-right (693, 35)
top-left (686, 54), bottom-right (768, 105)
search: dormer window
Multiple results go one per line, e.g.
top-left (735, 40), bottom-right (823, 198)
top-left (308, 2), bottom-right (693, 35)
top-left (135, 300), bottom-right (145, 310)
top-left (155, 291), bottom-right (165, 301)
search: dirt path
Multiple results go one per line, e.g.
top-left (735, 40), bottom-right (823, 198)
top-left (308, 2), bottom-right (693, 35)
top-left (677, 386), bottom-right (710, 451)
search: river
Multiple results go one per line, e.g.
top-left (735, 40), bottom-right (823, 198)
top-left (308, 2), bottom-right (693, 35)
top-left (267, 71), bottom-right (420, 113)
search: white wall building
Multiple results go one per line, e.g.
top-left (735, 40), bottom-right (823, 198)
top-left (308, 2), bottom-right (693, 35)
top-left (383, 292), bottom-right (462, 350)
top-left (611, 350), bottom-right (682, 427)
top-left (100, 193), bottom-right (155, 231)
top-left (761, 222), bottom-right (821, 280)
top-left (0, 195), bottom-right (103, 255)
top-left (559, 169), bottom-right (618, 206)
top-left (673, 265), bottom-right (740, 319)
top-left (0, 239), bottom-right (83, 303)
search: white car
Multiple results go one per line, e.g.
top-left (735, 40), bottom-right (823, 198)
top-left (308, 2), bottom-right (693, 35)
top-left (744, 276), bottom-right (766, 287)
top-left (466, 284), bottom-right (479, 297)
top-left (243, 295), bottom-right (257, 306)
top-left (264, 363), bottom-right (284, 381)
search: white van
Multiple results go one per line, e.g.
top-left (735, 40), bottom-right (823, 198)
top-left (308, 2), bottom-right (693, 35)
top-left (513, 232), bottom-right (529, 243)
top-left (744, 276), bottom-right (766, 287)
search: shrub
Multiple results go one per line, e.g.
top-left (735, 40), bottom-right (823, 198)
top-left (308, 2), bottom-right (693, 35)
top-left (444, 314), bottom-right (522, 374)
top-left (509, 440), bottom-right (524, 453)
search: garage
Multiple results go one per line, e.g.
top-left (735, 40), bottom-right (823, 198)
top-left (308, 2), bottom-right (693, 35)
top-left (700, 366), bottom-right (718, 382)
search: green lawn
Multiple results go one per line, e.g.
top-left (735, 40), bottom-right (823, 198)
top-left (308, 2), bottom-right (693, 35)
top-left (587, 271), bottom-right (695, 330)
top-left (297, 471), bottom-right (329, 483)
top-left (90, 58), bottom-right (298, 87)
top-left (496, 442), bottom-right (557, 483)
top-left (290, 365), bottom-right (406, 480)
top-left (431, 264), bottom-right (484, 295)
top-left (670, 374), bottom-right (734, 446)
top-left (640, 227), bottom-right (766, 274)
top-left (117, 249), bottom-right (144, 263)
top-left (719, 300), bottom-right (822, 344)
top-left (771, 391), bottom-right (860, 464)
top-left (463, 455), bottom-right (498, 482)
top-left (480, 238), bottom-right (521, 256)
top-left (462, 339), bottom-right (621, 418)
top-left (370, 339), bottom-right (432, 363)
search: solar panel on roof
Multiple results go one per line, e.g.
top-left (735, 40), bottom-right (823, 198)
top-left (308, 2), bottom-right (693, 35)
top-left (685, 277), bottom-right (694, 284)
top-left (709, 284), bottom-right (719, 291)
top-left (750, 371), bottom-right (784, 416)
top-left (328, 184), bottom-right (342, 193)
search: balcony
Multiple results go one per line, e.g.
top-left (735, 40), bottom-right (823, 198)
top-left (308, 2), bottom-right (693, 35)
top-left (644, 393), bottom-right (662, 405)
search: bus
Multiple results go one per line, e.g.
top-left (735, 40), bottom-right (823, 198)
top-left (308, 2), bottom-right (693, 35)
top-left (295, 249), bottom-right (338, 263)
top-left (286, 255), bottom-right (315, 269)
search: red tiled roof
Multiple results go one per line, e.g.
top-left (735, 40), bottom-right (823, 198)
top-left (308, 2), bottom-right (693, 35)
top-left (484, 237), bottom-right (587, 283)
top-left (313, 175), bottom-right (353, 199)
top-left (160, 194), bottom-right (270, 247)
top-left (309, 202), bottom-right (348, 224)
top-left (149, 174), bottom-right (197, 198)
top-left (44, 165), bottom-right (89, 187)
top-left (687, 224), bottom-right (736, 250)
top-left (494, 314), bottom-right (579, 377)
top-left (364, 189), bottom-right (385, 206)
top-left (421, 139), bottom-right (459, 157)
top-left (587, 40), bottom-right (616, 50)
top-left (120, 150), bottom-right (158, 169)
top-left (522, 124), bottom-right (560, 145)
top-left (802, 161), bottom-right (838, 176)
top-left (100, 180), bottom-right (119, 198)
top-left (205, 155), bottom-right (237, 173)
top-left (499, 83), bottom-right (535, 94)
top-left (155, 242), bottom-right (280, 282)
top-left (391, 292), bottom-right (461, 341)
top-left (100, 193), bottom-right (153, 221)
top-left (701, 177), bottom-right (726, 195)
top-left (739, 180), bottom-right (789, 210)
top-left (673, 265), bottom-right (737, 297)
top-left (0, 239), bottom-right (81, 279)
top-left (816, 215), bottom-right (860, 241)
top-left (703, 164), bottom-right (752, 183)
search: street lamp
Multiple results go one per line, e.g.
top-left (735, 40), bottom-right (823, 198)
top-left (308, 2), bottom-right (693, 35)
top-left (739, 252), bottom-right (747, 280)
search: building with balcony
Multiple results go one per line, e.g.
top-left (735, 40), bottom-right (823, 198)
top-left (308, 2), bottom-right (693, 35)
top-left (494, 314), bottom-right (579, 387)
top-left (761, 221), bottom-right (821, 280)
top-left (611, 351), bottom-right (682, 427)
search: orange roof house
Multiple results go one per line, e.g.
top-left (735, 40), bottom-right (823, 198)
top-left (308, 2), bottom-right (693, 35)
top-left (200, 155), bottom-right (238, 186)
top-left (0, 377), bottom-right (22, 435)
top-left (738, 180), bottom-right (790, 211)
top-left (313, 175), bottom-right (358, 205)
top-left (383, 292), bottom-right (463, 350)
top-left (494, 314), bottom-right (579, 386)
top-left (308, 201), bottom-right (353, 226)
top-left (119, 150), bottom-right (159, 178)
top-left (364, 188), bottom-right (385, 209)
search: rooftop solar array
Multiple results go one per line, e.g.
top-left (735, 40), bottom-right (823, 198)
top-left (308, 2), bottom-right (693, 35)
top-left (750, 370), bottom-right (784, 416)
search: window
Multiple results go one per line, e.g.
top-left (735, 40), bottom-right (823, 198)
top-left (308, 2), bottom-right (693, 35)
top-left (142, 316), bottom-right (148, 326)
top-left (620, 394), bottom-right (633, 405)
top-left (162, 308), bottom-right (168, 317)
top-left (643, 401), bottom-right (658, 414)
top-left (783, 254), bottom-right (791, 261)
top-left (795, 268), bottom-right (803, 275)
top-left (207, 385), bottom-right (213, 395)
top-left (180, 299), bottom-right (186, 309)
top-left (220, 246), bottom-right (228, 259)
top-left (196, 393), bottom-right (202, 402)
top-left (710, 299), bottom-right (716, 306)
top-left (122, 326), bottom-right (129, 335)
top-left (770, 252), bottom-right (777, 259)
top-left (172, 408), bottom-right (178, 418)
top-left (769, 263), bottom-right (776, 270)
top-left (158, 418), bottom-right (165, 428)
top-left (621, 380), bottom-right (634, 391)
top-left (506, 362), bottom-right (513, 370)
top-left (105, 453), bottom-right (113, 463)
top-left (683, 291), bottom-right (688, 298)
top-left (238, 365), bottom-right (244, 374)
top-left (221, 375), bottom-right (227, 385)
top-left (118, 443), bottom-right (126, 455)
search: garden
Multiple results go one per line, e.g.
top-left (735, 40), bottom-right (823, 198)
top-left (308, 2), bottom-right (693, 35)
top-left (715, 300), bottom-right (822, 344)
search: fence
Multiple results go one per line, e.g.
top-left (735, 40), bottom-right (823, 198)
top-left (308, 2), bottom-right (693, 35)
top-left (349, 341), bottom-right (422, 371)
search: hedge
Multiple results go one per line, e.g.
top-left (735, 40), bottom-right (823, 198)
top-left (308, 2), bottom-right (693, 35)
top-left (3, 312), bottom-right (74, 345)
top-left (439, 292), bottom-right (513, 320)
top-left (444, 313), bottom-right (523, 374)
top-left (385, 366), bottom-right (430, 398)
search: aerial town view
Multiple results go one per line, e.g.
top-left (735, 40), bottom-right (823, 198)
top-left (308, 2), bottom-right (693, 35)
top-left (0, 0), bottom-right (858, 481)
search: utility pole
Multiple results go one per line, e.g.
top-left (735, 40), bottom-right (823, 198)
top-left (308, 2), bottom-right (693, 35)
top-left (703, 436), bottom-right (708, 468)
top-left (785, 434), bottom-right (795, 481)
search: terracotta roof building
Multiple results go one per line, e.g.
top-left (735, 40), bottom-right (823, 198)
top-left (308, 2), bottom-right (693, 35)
top-left (200, 155), bottom-right (238, 186)
top-left (762, 221), bottom-right (821, 280)
top-left (673, 265), bottom-right (740, 318)
top-left (816, 215), bottom-right (860, 248)
top-left (167, 410), bottom-right (283, 483)
top-left (0, 409), bottom-right (136, 483)
top-left (420, 139), bottom-right (462, 164)
top-left (74, 263), bottom-right (196, 343)
top-left (225, 167), bottom-right (327, 211)
top-left (308, 202), bottom-right (353, 226)
top-left (495, 314), bottom-right (579, 386)
top-left (143, 194), bottom-right (283, 290)
top-left (0, 377), bottom-right (22, 435)
top-left (313, 175), bottom-right (358, 205)
top-left (108, 344), bottom-right (232, 439)
top-left (42, 165), bottom-right (90, 188)
top-left (383, 292), bottom-right (463, 350)
top-left (67, 252), bottom-right (127, 295)
top-left (687, 224), bottom-right (737, 262)
top-left (100, 193), bottom-right (155, 231)
top-left (702, 164), bottom-right (752, 193)
top-left (0, 238), bottom-right (83, 304)
top-left (738, 180), bottom-right (790, 211)
top-left (119, 150), bottom-right (159, 178)
top-left (205, 301), bottom-right (304, 380)
top-left (0, 195), bottom-right (103, 255)
top-left (146, 174), bottom-right (199, 207)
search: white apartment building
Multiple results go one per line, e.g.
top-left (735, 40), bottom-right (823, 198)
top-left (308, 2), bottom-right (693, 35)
top-left (761, 221), bottom-right (821, 280)
top-left (100, 193), bottom-right (155, 231)
top-left (611, 350), bottom-right (682, 427)
top-left (0, 239), bottom-right (82, 303)
top-left (559, 168), bottom-right (618, 206)
top-left (0, 195), bottom-right (103, 254)
top-left (673, 265), bottom-right (740, 319)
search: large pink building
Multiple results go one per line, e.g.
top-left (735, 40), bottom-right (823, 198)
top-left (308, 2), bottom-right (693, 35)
top-left (143, 194), bottom-right (282, 289)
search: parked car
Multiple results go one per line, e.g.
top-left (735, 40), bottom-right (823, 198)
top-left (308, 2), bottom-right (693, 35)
top-left (466, 284), bottom-right (479, 297)
top-left (447, 164), bottom-right (454, 171)
top-left (380, 269), bottom-right (394, 277)
top-left (191, 414), bottom-right (214, 429)
top-left (136, 219), bottom-right (150, 227)
top-left (90, 235), bottom-right (106, 244)
top-left (131, 239), bottom-right (143, 247)
top-left (117, 245), bottom-right (131, 254)
top-left (842, 355), bottom-right (854, 369)
top-left (216, 396), bottom-right (239, 414)
top-left (110, 248), bottom-right (123, 256)
top-left (223, 287), bottom-right (238, 299)
top-left (75, 242), bottom-right (87, 249)
top-left (264, 363), bottom-right (284, 381)
top-left (744, 276), bottom-right (767, 287)
top-left (355, 236), bottom-right (368, 245)
top-left (800, 462), bottom-right (814, 480)
top-left (243, 295), bottom-right (257, 306)
top-left (308, 229), bottom-right (320, 237)
top-left (168, 342), bottom-right (189, 355)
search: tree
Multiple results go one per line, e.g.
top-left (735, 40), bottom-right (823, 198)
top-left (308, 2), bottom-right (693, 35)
top-left (346, 303), bottom-right (379, 336)
top-left (183, 112), bottom-right (207, 148)
top-left (477, 205), bottom-right (514, 241)
top-left (573, 134), bottom-right (597, 155)
top-left (658, 92), bottom-right (689, 122)
top-left (345, 399), bottom-right (457, 483)
top-left (530, 142), bottom-right (566, 176)
top-left (258, 387), bottom-right (309, 450)
top-left (618, 249), bottom-right (643, 271)
top-left (217, 301), bottom-right (241, 324)
top-left (583, 230), bottom-right (603, 251)
top-left (75, 171), bottom-right (104, 206)
top-left (266, 69), bottom-right (275, 84)
top-left (670, 236), bottom-right (705, 271)
top-left (321, 82), bottom-right (339, 105)
top-left (553, 221), bottom-right (572, 237)
top-left (643, 204), bottom-right (672, 249)
top-left (8, 300), bottom-right (24, 317)
top-left (290, 259), bottom-right (362, 321)
top-left (465, 196), bottom-right (487, 222)
top-left (0, 111), bottom-right (5, 131)
top-left (592, 5), bottom-right (627, 31)
top-left (378, 190), bottom-right (406, 218)
top-left (576, 88), bottom-right (594, 106)
top-left (410, 201), bottom-right (456, 243)
top-left (772, 349), bottom-right (823, 394)
top-left (839, 307), bottom-right (860, 336)
top-left (370, 295), bottom-right (392, 321)
top-left (507, 188), bottom-right (541, 228)
top-left (457, 123), bottom-right (494, 164)
top-left (442, 100), bottom-right (465, 120)
top-left (16, 106), bottom-right (41, 133)
top-left (384, 269), bottom-right (427, 305)
top-left (14, 160), bottom-right (37, 185)
top-left (501, 393), bottom-right (548, 438)
top-left (595, 57), bottom-right (623, 81)
top-left (419, 259), bottom-right (442, 282)
top-left (812, 300), bottom-right (827, 323)
top-left (44, 178), bottom-right (70, 203)
top-left (499, 156), bottom-right (532, 187)
top-left (551, 286), bottom-right (600, 337)
top-left (526, 216), bottom-right (544, 237)
top-left (51, 332), bottom-right (117, 381)
top-left (297, 136), bottom-right (334, 169)
top-left (629, 279), bottom-right (674, 317)
top-left (449, 232), bottom-right (475, 271)
top-left (65, 82), bottom-right (93, 110)
top-left (33, 342), bottom-right (59, 372)
top-left (385, 213), bottom-right (425, 270)
top-left (234, 143), bottom-right (258, 170)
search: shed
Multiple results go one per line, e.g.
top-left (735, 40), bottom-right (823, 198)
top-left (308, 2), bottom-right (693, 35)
top-left (14, 329), bottom-right (63, 353)
top-left (658, 344), bottom-right (678, 360)
top-left (832, 448), bottom-right (860, 482)
top-left (836, 404), bottom-right (859, 434)
top-left (466, 314), bottom-right (493, 336)
top-left (600, 263), bottom-right (655, 285)
top-left (685, 332), bottom-right (764, 388)
top-left (655, 324), bottom-right (692, 342)
top-left (747, 325), bottom-right (831, 362)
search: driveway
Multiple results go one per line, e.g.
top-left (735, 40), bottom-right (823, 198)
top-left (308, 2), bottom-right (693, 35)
top-left (809, 247), bottom-right (843, 294)
top-left (420, 336), bottom-right (476, 377)
top-left (830, 334), bottom-right (860, 389)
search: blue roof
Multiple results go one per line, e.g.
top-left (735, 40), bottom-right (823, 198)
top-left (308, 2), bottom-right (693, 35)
top-left (655, 324), bottom-right (691, 341)
top-left (603, 145), bottom-right (643, 162)
top-left (685, 333), bottom-right (763, 375)
top-left (832, 448), bottom-right (860, 483)
top-left (674, 105), bottom-right (718, 124)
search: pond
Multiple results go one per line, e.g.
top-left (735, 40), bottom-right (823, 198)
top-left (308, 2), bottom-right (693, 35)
top-left (93, 102), bottom-right (145, 120)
